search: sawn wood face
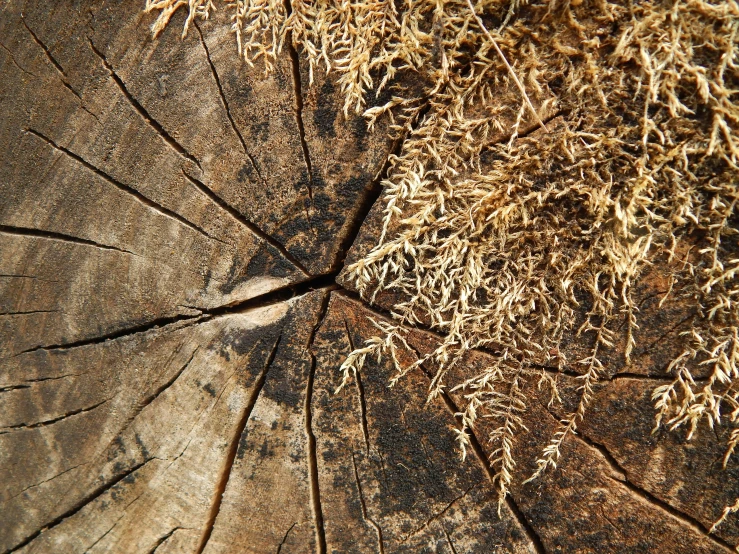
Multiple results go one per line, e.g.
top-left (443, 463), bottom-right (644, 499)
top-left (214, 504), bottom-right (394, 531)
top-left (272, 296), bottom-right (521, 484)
top-left (0, 1), bottom-right (736, 553)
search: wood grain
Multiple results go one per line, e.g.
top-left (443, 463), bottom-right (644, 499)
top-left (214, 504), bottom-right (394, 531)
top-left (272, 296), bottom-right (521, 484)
top-left (1, 1), bottom-right (736, 553)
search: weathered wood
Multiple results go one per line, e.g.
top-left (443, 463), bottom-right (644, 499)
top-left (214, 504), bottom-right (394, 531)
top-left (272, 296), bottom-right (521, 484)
top-left (330, 293), bottom-right (737, 553)
top-left (314, 293), bottom-right (537, 553)
top-left (1, 1), bottom-right (737, 553)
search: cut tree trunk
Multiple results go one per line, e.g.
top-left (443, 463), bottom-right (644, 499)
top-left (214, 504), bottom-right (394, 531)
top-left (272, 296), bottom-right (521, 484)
top-left (1, 2), bottom-right (737, 554)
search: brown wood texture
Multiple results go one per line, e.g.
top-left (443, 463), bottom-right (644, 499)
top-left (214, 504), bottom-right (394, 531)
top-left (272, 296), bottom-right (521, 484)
top-left (0, 2), bottom-right (737, 553)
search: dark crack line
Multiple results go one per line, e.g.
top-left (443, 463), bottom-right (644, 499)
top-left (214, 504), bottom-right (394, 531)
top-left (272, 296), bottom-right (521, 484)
top-left (0, 397), bottom-right (110, 434)
top-left (276, 522), bottom-right (297, 554)
top-left (576, 428), bottom-right (734, 549)
top-left (637, 289), bottom-right (671, 310)
top-left (147, 527), bottom-right (186, 554)
top-left (14, 273), bottom-right (338, 356)
top-left (169, 336), bottom-right (263, 463)
top-left (350, 452), bottom-right (385, 554)
top-left (15, 312), bottom-right (206, 356)
top-left (203, 273), bottom-right (337, 319)
top-left (0, 273), bottom-right (58, 282)
top-left (528, 362), bottom-right (586, 380)
top-left (532, 363), bottom-right (680, 383)
top-left (0, 309), bottom-right (59, 316)
top-left (193, 23), bottom-right (264, 185)
top-left (340, 289), bottom-right (546, 376)
top-left (409, 324), bottom-right (725, 553)
top-left (406, 342), bottom-right (548, 554)
top-left (164, 437), bottom-right (195, 473)
top-left (5, 458), bottom-right (155, 554)
top-left (443, 529), bottom-right (459, 554)
top-left (340, 290), bottom-right (666, 388)
top-left (5, 462), bottom-right (90, 504)
top-left (331, 134), bottom-right (403, 272)
top-left (0, 224), bottom-right (135, 255)
top-left (339, 288), bottom-right (446, 337)
top-left (610, 372), bottom-right (684, 382)
top-left (24, 128), bottom-right (225, 246)
top-left (282, 11), bottom-right (314, 205)
top-left (178, 303), bottom-right (205, 312)
top-left (306, 292), bottom-right (331, 554)
top-left (504, 495), bottom-right (548, 554)
top-left (21, 373), bottom-right (84, 385)
top-left (401, 484), bottom-right (477, 542)
top-left (332, 187), bottom-right (380, 266)
top-left (513, 109), bottom-right (566, 141)
top-left (350, 380), bottom-right (370, 459)
top-left (0, 384), bottom-right (30, 393)
top-left (537, 403), bottom-right (734, 551)
top-left (21, 17), bottom-right (81, 102)
top-left (338, 288), bottom-right (512, 365)
top-left (330, 95), bottom-right (433, 273)
top-left (604, 458), bottom-right (734, 549)
top-left (82, 518), bottom-right (122, 554)
top-left (5, 26), bottom-right (97, 121)
top-left (87, 37), bottom-right (202, 171)
top-left (599, 505), bottom-right (621, 533)
top-left (283, 0), bottom-right (317, 237)
top-left (343, 319), bottom-right (371, 454)
top-left (195, 334), bottom-right (282, 554)
top-left (182, 169), bottom-right (310, 275)
top-left (377, 451), bottom-right (390, 491)
top-left (133, 347), bottom-right (199, 418)
top-left (543, 403), bottom-right (628, 484)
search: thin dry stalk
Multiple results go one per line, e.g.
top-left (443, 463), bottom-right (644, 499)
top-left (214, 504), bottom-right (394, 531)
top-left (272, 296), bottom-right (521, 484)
top-left (145, 0), bottom-right (739, 518)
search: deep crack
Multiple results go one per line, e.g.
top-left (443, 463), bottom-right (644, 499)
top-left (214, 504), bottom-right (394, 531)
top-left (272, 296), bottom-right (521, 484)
top-left (343, 319), bottom-right (371, 454)
top-left (87, 37), bottom-right (202, 171)
top-left (275, 523), bottom-right (297, 554)
top-left (305, 292), bottom-right (331, 554)
top-left (195, 334), bottom-right (282, 554)
top-left (24, 129), bottom-right (222, 246)
top-left (5, 459), bottom-right (155, 553)
top-left (283, 9), bottom-right (314, 205)
top-left (146, 527), bottom-right (185, 554)
top-left (182, 169), bottom-right (310, 276)
top-left (0, 397), bottom-right (110, 434)
top-left (350, 452), bottom-right (385, 553)
top-left (579, 430), bottom-right (734, 550)
top-left (0, 224), bottom-right (135, 256)
top-left (406, 341), bottom-right (548, 554)
top-left (15, 273), bottom-right (337, 356)
top-left (0, 309), bottom-right (60, 317)
top-left (538, 403), bottom-right (735, 552)
top-left (194, 23), bottom-right (265, 185)
top-left (21, 17), bottom-right (81, 101)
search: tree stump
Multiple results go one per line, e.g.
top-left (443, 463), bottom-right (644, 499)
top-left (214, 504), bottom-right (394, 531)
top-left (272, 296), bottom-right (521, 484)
top-left (1, 2), bottom-right (737, 553)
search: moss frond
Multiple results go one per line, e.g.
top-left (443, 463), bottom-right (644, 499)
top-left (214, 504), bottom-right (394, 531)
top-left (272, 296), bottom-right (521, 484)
top-left (146, 0), bottom-right (739, 516)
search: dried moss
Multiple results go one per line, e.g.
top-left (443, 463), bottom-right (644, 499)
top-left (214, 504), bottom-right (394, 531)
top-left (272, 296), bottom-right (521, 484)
top-left (146, 0), bottom-right (739, 525)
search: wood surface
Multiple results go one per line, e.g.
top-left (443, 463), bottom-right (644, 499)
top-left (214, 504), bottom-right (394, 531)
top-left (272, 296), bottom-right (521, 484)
top-left (1, 1), bottom-right (737, 553)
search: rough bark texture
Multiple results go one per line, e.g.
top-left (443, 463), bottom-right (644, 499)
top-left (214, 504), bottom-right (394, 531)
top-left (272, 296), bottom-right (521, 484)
top-left (1, 1), bottom-right (737, 553)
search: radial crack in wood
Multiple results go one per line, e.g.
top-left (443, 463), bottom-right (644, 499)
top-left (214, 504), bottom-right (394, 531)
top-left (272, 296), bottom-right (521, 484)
top-left (2, 0), bottom-right (737, 552)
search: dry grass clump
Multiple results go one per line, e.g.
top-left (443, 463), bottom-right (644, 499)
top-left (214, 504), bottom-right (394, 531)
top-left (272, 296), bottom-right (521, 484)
top-left (145, 0), bottom-right (739, 520)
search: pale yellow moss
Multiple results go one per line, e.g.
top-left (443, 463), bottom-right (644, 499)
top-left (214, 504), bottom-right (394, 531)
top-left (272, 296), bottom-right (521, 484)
top-left (145, 0), bottom-right (739, 523)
